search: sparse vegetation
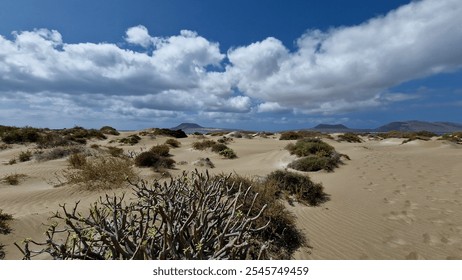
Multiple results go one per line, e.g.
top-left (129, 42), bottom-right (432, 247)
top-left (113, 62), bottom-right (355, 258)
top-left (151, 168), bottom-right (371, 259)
top-left (0, 209), bottom-right (13, 259)
top-left (338, 133), bottom-right (363, 143)
top-left (134, 151), bottom-right (175, 170)
top-left (280, 131), bottom-right (331, 140)
top-left (211, 143), bottom-right (228, 153)
top-left (440, 132), bottom-right (462, 144)
top-left (286, 138), bottom-right (346, 172)
top-left (1, 173), bottom-right (27, 185)
top-left (165, 138), bottom-right (181, 148)
top-left (149, 144), bottom-right (170, 157)
top-left (67, 153), bottom-right (87, 169)
top-left (152, 128), bottom-right (188, 138)
top-left (105, 146), bottom-right (124, 157)
top-left (116, 134), bottom-right (142, 145)
top-left (219, 148), bottom-right (237, 159)
top-left (192, 140), bottom-right (217, 150)
top-left (62, 156), bottom-right (136, 190)
top-left (34, 146), bottom-right (85, 162)
top-left (18, 150), bottom-right (32, 162)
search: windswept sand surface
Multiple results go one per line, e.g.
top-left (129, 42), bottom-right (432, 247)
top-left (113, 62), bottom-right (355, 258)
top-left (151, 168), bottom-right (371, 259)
top-left (1, 132), bottom-right (462, 259)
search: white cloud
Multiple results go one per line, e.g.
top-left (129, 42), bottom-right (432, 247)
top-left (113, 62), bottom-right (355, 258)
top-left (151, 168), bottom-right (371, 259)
top-left (226, 0), bottom-right (462, 112)
top-left (125, 25), bottom-right (152, 48)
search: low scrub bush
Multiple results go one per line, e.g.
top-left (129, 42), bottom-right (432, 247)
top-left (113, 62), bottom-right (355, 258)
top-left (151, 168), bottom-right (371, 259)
top-left (165, 138), bottom-right (181, 148)
top-left (35, 146), bottom-right (85, 161)
top-left (440, 132), bottom-right (462, 144)
top-left (134, 151), bottom-right (175, 170)
top-left (280, 131), bottom-right (330, 140)
top-left (219, 148), bottom-right (237, 159)
top-left (63, 156), bottom-right (136, 190)
top-left (150, 144), bottom-right (170, 157)
top-left (105, 146), bottom-right (124, 157)
top-left (211, 143), bottom-right (228, 153)
top-left (0, 209), bottom-right (13, 259)
top-left (265, 170), bottom-right (329, 206)
top-left (1, 173), bottom-right (27, 185)
top-left (68, 153), bottom-right (87, 169)
top-left (152, 128), bottom-right (187, 138)
top-left (286, 138), bottom-right (335, 157)
top-left (288, 155), bottom-right (340, 172)
top-left (118, 134), bottom-right (141, 145)
top-left (1, 126), bottom-right (41, 144)
top-left (18, 150), bottom-right (32, 162)
top-left (193, 158), bottom-right (215, 168)
top-left (192, 140), bottom-right (216, 150)
top-left (338, 133), bottom-right (363, 143)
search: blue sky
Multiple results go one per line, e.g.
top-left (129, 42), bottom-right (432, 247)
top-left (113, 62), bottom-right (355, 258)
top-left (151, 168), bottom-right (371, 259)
top-left (1, 0), bottom-right (461, 131)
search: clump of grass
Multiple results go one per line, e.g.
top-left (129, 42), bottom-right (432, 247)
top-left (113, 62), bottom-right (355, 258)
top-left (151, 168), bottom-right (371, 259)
top-left (63, 156), bottom-right (136, 190)
top-left (286, 138), bottom-right (335, 157)
top-left (217, 137), bottom-right (232, 144)
top-left (1, 173), bottom-right (27, 185)
top-left (68, 153), bottom-right (87, 169)
top-left (338, 133), bottom-right (363, 143)
top-left (165, 138), bottom-right (181, 148)
top-left (34, 146), bottom-right (85, 162)
top-left (8, 158), bottom-right (17, 165)
top-left (105, 146), bottom-right (124, 157)
top-left (192, 140), bottom-right (217, 150)
top-left (219, 148), bottom-right (237, 159)
top-left (211, 143), bottom-right (228, 153)
top-left (18, 150), bottom-right (33, 162)
top-left (286, 138), bottom-right (345, 172)
top-left (117, 134), bottom-right (141, 145)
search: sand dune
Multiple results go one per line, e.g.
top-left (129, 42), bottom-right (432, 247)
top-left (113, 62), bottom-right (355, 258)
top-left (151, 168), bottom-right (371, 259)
top-left (1, 132), bottom-right (462, 259)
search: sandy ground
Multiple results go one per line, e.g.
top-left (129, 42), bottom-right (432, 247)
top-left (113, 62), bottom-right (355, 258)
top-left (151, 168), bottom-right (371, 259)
top-left (1, 132), bottom-right (462, 260)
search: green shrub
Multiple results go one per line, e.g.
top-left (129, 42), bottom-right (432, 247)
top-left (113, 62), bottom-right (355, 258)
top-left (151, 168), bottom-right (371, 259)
top-left (338, 133), bottom-right (363, 143)
top-left (286, 138), bottom-right (335, 157)
top-left (165, 138), bottom-right (181, 148)
top-left (288, 155), bottom-right (340, 172)
top-left (219, 148), bottom-right (237, 159)
top-left (1, 127), bottom-right (41, 144)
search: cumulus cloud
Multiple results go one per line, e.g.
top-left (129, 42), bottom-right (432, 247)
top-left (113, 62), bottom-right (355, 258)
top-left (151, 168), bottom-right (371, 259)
top-left (226, 0), bottom-right (462, 114)
top-left (1, 0), bottom-right (461, 128)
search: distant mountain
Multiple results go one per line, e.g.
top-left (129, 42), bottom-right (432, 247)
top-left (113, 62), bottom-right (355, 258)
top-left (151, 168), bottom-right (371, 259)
top-left (375, 121), bottom-right (462, 134)
top-left (171, 123), bottom-right (203, 130)
top-left (314, 124), bottom-right (349, 130)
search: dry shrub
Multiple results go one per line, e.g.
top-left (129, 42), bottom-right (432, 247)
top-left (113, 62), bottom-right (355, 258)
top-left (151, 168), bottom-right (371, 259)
top-left (219, 148), bottom-right (237, 159)
top-left (192, 140), bottom-right (216, 150)
top-left (63, 156), bottom-right (136, 190)
top-left (134, 151), bottom-right (175, 170)
top-left (211, 143), bottom-right (228, 153)
top-left (105, 146), bottom-right (124, 157)
top-left (67, 153), bottom-right (87, 169)
top-left (286, 138), bottom-right (335, 157)
top-left (338, 133), bottom-right (363, 143)
top-left (440, 132), bottom-right (462, 144)
top-left (99, 126), bottom-right (120, 136)
top-left (193, 157), bottom-right (215, 168)
top-left (18, 150), bottom-right (32, 162)
top-left (150, 144), bottom-right (170, 157)
top-left (35, 146), bottom-right (85, 161)
top-left (16, 171), bottom-right (270, 260)
top-left (1, 173), bottom-right (27, 185)
top-left (0, 209), bottom-right (13, 259)
top-left (288, 155), bottom-right (340, 172)
top-left (165, 138), bottom-right (181, 148)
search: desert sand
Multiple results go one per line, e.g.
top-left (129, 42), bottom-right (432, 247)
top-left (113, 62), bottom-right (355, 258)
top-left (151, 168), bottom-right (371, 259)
top-left (1, 131), bottom-right (462, 260)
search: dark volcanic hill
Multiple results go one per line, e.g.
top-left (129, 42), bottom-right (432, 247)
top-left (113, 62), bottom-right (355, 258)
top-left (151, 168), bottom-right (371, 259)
top-left (171, 123), bottom-right (203, 130)
top-left (375, 121), bottom-right (462, 134)
top-left (314, 124), bottom-right (349, 130)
